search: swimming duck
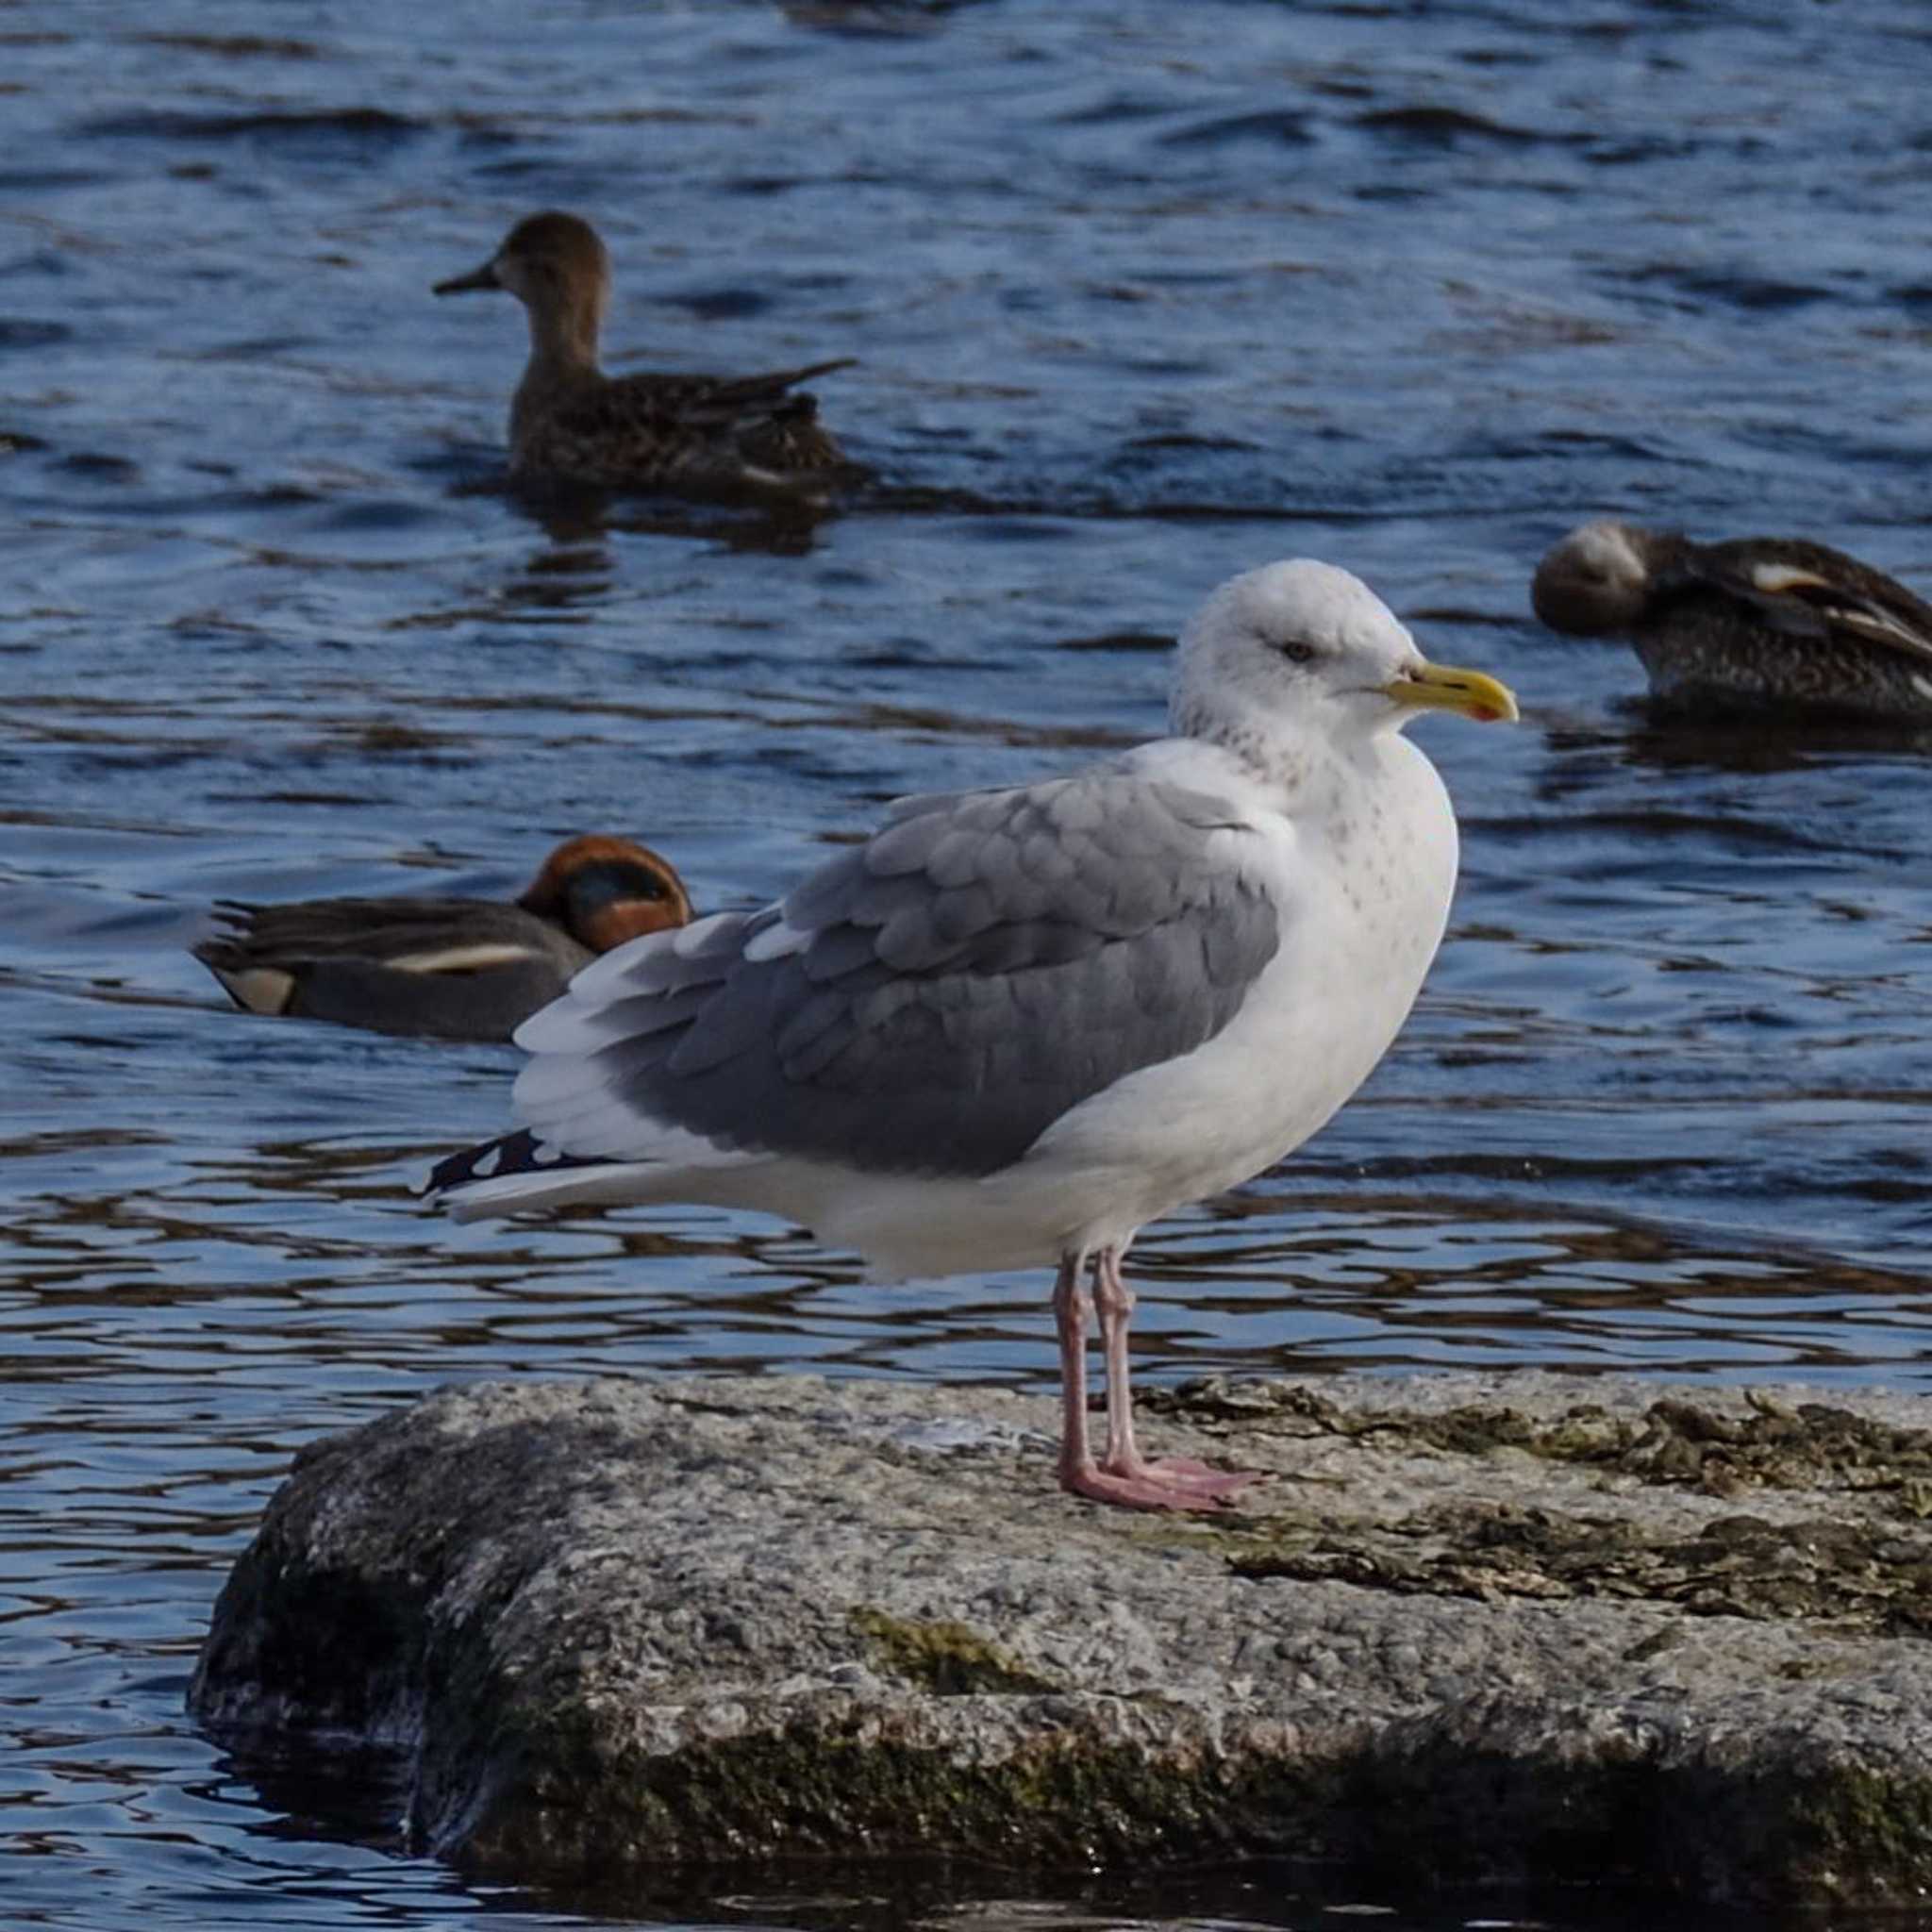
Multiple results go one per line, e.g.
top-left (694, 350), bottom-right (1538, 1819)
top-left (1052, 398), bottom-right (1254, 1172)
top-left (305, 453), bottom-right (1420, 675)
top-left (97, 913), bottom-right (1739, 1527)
top-left (1531, 519), bottom-right (1932, 718)
top-left (194, 835), bottom-right (693, 1041)
top-left (433, 210), bottom-right (855, 495)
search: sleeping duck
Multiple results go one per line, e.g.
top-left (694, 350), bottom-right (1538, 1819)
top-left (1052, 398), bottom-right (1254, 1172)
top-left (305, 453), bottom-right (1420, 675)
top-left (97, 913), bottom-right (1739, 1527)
top-left (1531, 519), bottom-right (1932, 719)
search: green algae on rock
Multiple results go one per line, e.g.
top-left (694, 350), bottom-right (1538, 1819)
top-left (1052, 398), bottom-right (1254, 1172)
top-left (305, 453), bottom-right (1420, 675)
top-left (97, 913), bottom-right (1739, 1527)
top-left (848, 1608), bottom-right (1060, 1697)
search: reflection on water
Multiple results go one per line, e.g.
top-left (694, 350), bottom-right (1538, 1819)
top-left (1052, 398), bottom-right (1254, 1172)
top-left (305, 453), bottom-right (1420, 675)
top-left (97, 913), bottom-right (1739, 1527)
top-left (6, 0), bottom-right (1932, 1928)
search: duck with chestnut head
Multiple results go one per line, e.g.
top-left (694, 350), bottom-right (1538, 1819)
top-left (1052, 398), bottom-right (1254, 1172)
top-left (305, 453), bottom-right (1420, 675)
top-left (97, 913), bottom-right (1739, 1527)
top-left (194, 835), bottom-right (693, 1041)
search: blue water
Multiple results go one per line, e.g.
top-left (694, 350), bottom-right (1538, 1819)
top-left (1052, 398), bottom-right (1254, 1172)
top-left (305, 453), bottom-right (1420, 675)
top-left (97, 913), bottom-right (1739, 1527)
top-left (5, 3), bottom-right (1932, 1926)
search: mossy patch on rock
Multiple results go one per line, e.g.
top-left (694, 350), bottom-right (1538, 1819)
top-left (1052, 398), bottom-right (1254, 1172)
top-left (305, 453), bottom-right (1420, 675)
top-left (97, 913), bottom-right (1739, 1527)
top-left (1153, 1379), bottom-right (1932, 1504)
top-left (1785, 1765), bottom-right (1932, 1906)
top-left (465, 1718), bottom-right (1297, 1871)
top-left (460, 1710), bottom-right (1932, 1908)
top-left (1228, 1501), bottom-right (1932, 1633)
top-left (848, 1608), bottom-right (1058, 1696)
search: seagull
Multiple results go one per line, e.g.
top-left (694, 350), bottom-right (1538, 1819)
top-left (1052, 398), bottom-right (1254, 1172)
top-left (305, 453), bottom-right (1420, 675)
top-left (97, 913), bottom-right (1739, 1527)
top-left (433, 210), bottom-right (855, 496)
top-left (428, 562), bottom-right (1517, 1509)
top-left (196, 835), bottom-right (691, 1041)
top-left (1532, 519), bottom-right (1932, 718)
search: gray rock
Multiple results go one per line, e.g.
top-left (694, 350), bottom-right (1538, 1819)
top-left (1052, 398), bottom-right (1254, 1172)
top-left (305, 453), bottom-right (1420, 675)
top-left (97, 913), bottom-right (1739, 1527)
top-left (189, 1372), bottom-right (1932, 1907)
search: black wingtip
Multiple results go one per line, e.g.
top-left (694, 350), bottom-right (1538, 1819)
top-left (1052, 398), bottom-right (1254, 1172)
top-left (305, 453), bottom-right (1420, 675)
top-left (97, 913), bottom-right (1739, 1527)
top-left (424, 1128), bottom-right (537, 1198)
top-left (423, 1127), bottom-right (609, 1201)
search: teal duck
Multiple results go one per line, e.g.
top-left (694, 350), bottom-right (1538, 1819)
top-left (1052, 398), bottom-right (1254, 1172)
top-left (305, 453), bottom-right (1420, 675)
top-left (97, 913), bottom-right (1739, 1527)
top-left (195, 835), bottom-right (692, 1041)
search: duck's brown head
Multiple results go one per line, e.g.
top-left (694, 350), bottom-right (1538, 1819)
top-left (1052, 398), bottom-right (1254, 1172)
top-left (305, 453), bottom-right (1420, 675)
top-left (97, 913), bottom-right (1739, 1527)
top-left (1531, 520), bottom-right (1665, 637)
top-left (517, 833), bottom-right (693, 954)
top-left (434, 211), bottom-right (612, 354)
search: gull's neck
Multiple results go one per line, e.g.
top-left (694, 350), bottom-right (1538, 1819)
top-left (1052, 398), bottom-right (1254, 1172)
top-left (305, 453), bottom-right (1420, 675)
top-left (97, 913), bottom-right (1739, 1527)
top-left (1167, 694), bottom-right (1357, 797)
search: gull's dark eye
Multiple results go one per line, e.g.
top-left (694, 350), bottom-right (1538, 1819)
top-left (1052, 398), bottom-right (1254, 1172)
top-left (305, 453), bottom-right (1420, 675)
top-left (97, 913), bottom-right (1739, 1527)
top-left (1275, 638), bottom-right (1318, 666)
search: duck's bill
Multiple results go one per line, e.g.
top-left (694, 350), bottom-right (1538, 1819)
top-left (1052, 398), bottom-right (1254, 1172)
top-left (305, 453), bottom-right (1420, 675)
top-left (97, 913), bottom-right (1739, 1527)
top-left (1384, 661), bottom-right (1520, 724)
top-left (432, 259), bottom-right (501, 296)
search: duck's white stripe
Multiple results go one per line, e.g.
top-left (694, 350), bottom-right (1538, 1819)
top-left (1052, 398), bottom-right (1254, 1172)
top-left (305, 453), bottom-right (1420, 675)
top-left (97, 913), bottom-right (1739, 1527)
top-left (387, 941), bottom-right (539, 975)
top-left (210, 965), bottom-right (295, 1016)
top-left (1748, 562), bottom-right (1831, 595)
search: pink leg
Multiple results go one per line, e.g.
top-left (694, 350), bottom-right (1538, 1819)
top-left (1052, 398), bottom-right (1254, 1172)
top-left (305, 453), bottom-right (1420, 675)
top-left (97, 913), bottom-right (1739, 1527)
top-left (1053, 1252), bottom-right (1099, 1491)
top-left (1054, 1245), bottom-right (1263, 1512)
top-left (1093, 1246), bottom-right (1261, 1506)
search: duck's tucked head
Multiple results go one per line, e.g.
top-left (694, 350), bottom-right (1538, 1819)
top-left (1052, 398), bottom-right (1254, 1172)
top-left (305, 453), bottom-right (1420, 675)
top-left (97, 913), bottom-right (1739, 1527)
top-left (435, 211), bottom-right (612, 344)
top-left (1171, 559), bottom-right (1517, 769)
top-left (517, 834), bottom-right (692, 954)
top-left (1531, 520), bottom-right (1659, 636)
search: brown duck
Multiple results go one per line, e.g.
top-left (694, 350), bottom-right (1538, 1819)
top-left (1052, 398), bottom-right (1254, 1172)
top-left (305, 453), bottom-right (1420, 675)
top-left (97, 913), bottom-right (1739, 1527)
top-left (1532, 519), bottom-right (1932, 718)
top-left (434, 210), bottom-right (855, 495)
top-left (194, 835), bottom-right (693, 1041)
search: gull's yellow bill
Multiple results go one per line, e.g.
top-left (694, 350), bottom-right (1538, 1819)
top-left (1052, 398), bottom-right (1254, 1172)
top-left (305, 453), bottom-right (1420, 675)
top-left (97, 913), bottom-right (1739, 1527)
top-left (1385, 661), bottom-right (1519, 724)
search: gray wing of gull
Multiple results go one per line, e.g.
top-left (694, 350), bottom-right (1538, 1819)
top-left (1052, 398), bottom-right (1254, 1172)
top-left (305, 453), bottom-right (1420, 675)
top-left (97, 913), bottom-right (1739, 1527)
top-left (518, 769), bottom-right (1282, 1178)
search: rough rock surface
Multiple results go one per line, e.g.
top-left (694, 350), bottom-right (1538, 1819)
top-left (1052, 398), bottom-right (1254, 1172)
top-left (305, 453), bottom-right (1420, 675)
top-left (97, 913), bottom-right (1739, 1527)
top-left (189, 1372), bottom-right (1932, 1907)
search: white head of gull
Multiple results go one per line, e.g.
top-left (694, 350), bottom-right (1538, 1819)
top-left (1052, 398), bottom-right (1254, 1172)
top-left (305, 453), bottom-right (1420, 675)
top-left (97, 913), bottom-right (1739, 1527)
top-left (428, 561), bottom-right (1518, 1510)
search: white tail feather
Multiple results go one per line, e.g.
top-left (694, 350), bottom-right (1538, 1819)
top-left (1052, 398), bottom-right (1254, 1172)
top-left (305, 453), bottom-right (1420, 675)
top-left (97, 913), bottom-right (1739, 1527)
top-left (443, 1160), bottom-right (670, 1222)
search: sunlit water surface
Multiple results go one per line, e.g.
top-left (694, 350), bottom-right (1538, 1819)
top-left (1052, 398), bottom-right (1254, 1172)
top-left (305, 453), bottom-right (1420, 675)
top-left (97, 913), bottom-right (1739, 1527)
top-left (6, 4), bottom-right (1932, 1928)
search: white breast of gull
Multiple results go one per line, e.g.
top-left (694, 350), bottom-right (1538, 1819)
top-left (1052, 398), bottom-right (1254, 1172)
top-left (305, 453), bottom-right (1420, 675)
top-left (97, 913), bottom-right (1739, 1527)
top-left (428, 560), bottom-right (1518, 1509)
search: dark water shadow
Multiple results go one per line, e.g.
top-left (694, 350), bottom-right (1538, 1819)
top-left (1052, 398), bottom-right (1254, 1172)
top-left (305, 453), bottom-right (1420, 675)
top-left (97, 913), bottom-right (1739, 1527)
top-left (1547, 704), bottom-right (1932, 777)
top-left (196, 1732), bottom-right (415, 1857)
top-left (444, 464), bottom-right (847, 559)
